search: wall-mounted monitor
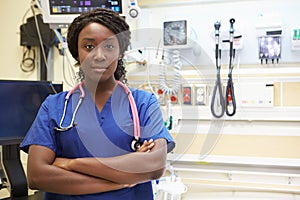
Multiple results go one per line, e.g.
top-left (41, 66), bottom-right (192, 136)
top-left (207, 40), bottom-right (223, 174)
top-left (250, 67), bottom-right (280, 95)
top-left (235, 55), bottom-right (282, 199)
top-left (41, 0), bottom-right (124, 28)
top-left (258, 36), bottom-right (281, 60)
top-left (0, 80), bottom-right (63, 145)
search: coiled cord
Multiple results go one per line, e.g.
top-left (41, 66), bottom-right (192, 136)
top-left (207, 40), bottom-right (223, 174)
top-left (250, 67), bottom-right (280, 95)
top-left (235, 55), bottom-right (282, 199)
top-left (159, 50), bottom-right (182, 96)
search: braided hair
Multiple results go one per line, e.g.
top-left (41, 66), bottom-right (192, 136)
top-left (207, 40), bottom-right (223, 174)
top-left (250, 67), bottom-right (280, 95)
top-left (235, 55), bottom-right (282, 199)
top-left (67, 8), bottom-right (131, 81)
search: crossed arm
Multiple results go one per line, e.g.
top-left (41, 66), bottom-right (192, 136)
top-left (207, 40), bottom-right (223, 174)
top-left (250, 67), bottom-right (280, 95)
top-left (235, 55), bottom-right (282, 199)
top-left (26, 139), bottom-right (167, 195)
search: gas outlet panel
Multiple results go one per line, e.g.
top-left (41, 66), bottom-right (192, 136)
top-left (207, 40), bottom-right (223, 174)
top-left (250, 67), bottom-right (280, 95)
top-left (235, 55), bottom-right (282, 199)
top-left (182, 85), bottom-right (193, 105)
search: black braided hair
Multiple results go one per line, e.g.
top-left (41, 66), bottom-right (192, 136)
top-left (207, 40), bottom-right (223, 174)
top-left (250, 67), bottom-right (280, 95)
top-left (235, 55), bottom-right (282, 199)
top-left (67, 8), bottom-right (130, 81)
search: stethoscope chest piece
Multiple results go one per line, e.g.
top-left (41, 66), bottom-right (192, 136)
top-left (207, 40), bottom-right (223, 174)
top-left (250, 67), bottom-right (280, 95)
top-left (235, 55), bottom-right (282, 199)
top-left (131, 136), bottom-right (142, 151)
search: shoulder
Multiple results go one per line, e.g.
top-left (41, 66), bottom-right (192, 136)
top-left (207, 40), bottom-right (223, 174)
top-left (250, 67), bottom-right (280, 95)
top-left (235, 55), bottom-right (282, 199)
top-left (41, 91), bottom-right (68, 108)
top-left (45, 91), bottom-right (67, 102)
top-left (48, 91), bottom-right (67, 98)
top-left (130, 87), bottom-right (158, 106)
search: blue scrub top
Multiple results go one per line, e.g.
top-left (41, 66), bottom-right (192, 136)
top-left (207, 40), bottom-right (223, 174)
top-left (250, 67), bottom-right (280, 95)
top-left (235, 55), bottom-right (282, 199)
top-left (20, 84), bottom-right (175, 200)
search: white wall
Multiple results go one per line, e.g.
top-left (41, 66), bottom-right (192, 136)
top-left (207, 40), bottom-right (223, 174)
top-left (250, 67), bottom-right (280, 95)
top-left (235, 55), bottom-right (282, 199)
top-left (1, 0), bottom-right (300, 81)
top-left (136, 0), bottom-right (300, 65)
top-left (131, 0), bottom-right (300, 197)
top-left (0, 1), bottom-right (37, 80)
top-left (0, 0), bottom-right (74, 88)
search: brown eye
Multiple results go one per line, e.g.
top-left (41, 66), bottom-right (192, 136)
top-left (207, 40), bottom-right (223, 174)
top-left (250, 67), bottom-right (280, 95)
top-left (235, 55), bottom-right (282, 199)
top-left (104, 44), bottom-right (115, 50)
top-left (85, 44), bottom-right (95, 50)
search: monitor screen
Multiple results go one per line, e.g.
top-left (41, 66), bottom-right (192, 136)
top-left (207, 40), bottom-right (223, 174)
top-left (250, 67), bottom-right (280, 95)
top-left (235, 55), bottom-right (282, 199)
top-left (0, 80), bottom-right (63, 145)
top-left (41, 0), bottom-right (124, 28)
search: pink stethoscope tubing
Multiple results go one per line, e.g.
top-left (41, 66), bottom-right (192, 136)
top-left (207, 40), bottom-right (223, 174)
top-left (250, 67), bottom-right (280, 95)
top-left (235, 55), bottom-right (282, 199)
top-left (116, 80), bottom-right (141, 139)
top-left (54, 80), bottom-right (141, 151)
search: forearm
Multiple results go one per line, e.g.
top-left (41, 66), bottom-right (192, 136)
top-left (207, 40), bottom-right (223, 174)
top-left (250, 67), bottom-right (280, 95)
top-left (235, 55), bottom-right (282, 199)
top-left (28, 164), bottom-right (127, 195)
top-left (67, 139), bottom-right (167, 184)
top-left (70, 153), bottom-right (166, 184)
top-left (27, 145), bottom-right (126, 195)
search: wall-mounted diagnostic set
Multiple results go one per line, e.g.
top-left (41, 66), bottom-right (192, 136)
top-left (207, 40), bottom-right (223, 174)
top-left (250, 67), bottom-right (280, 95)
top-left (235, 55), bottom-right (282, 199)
top-left (255, 15), bottom-right (282, 64)
top-left (210, 18), bottom-right (237, 118)
top-left (258, 35), bottom-right (281, 64)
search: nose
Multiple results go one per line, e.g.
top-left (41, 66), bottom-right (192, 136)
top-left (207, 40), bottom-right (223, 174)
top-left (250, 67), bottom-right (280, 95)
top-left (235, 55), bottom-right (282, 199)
top-left (93, 46), bottom-right (106, 62)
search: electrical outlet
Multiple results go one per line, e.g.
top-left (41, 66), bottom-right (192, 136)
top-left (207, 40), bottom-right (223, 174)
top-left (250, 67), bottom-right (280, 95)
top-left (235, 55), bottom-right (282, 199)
top-left (194, 84), bottom-right (207, 105)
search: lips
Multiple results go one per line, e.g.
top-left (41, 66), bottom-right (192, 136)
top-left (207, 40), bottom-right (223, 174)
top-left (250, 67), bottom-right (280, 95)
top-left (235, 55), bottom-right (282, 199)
top-left (90, 67), bottom-right (106, 73)
top-left (90, 62), bottom-right (108, 70)
top-left (90, 60), bottom-right (110, 69)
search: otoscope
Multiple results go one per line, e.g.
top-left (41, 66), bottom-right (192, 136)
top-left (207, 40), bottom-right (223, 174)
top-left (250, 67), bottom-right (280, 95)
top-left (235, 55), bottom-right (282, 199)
top-left (225, 18), bottom-right (236, 116)
top-left (210, 21), bottom-right (225, 118)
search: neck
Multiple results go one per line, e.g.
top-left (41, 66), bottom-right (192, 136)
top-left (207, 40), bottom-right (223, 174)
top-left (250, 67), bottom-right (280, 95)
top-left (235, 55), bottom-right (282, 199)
top-left (84, 77), bottom-right (117, 98)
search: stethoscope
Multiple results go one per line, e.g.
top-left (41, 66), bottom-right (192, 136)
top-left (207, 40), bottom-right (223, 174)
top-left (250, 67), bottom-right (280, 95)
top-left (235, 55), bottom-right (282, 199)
top-left (54, 80), bottom-right (143, 151)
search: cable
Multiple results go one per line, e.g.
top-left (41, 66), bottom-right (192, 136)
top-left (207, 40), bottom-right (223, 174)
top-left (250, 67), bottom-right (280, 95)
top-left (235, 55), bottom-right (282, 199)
top-left (48, 83), bottom-right (58, 94)
top-left (20, 47), bottom-right (36, 72)
top-left (211, 21), bottom-right (225, 118)
top-left (53, 28), bottom-right (77, 87)
top-left (30, 2), bottom-right (49, 74)
top-left (65, 53), bottom-right (77, 85)
top-left (62, 53), bottom-right (76, 88)
top-left (22, 8), bottom-right (31, 24)
top-left (146, 40), bottom-right (164, 98)
top-left (225, 18), bottom-right (236, 116)
top-left (146, 63), bottom-right (157, 96)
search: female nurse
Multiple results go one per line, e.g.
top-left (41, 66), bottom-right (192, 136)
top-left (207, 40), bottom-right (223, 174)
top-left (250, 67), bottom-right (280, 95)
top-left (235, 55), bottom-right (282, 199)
top-left (20, 7), bottom-right (175, 200)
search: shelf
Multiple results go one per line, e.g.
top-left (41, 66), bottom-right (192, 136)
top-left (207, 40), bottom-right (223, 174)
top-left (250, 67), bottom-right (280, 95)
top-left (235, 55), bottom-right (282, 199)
top-left (165, 158), bottom-right (300, 194)
top-left (161, 106), bottom-right (300, 122)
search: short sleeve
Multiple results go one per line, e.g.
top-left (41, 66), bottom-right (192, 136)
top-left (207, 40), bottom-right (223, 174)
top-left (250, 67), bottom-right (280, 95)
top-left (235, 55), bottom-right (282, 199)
top-left (134, 90), bottom-right (175, 153)
top-left (20, 96), bottom-right (57, 154)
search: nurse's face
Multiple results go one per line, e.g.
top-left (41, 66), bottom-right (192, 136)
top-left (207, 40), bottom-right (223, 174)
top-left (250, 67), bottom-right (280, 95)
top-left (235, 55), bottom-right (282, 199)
top-left (78, 22), bottom-right (120, 83)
